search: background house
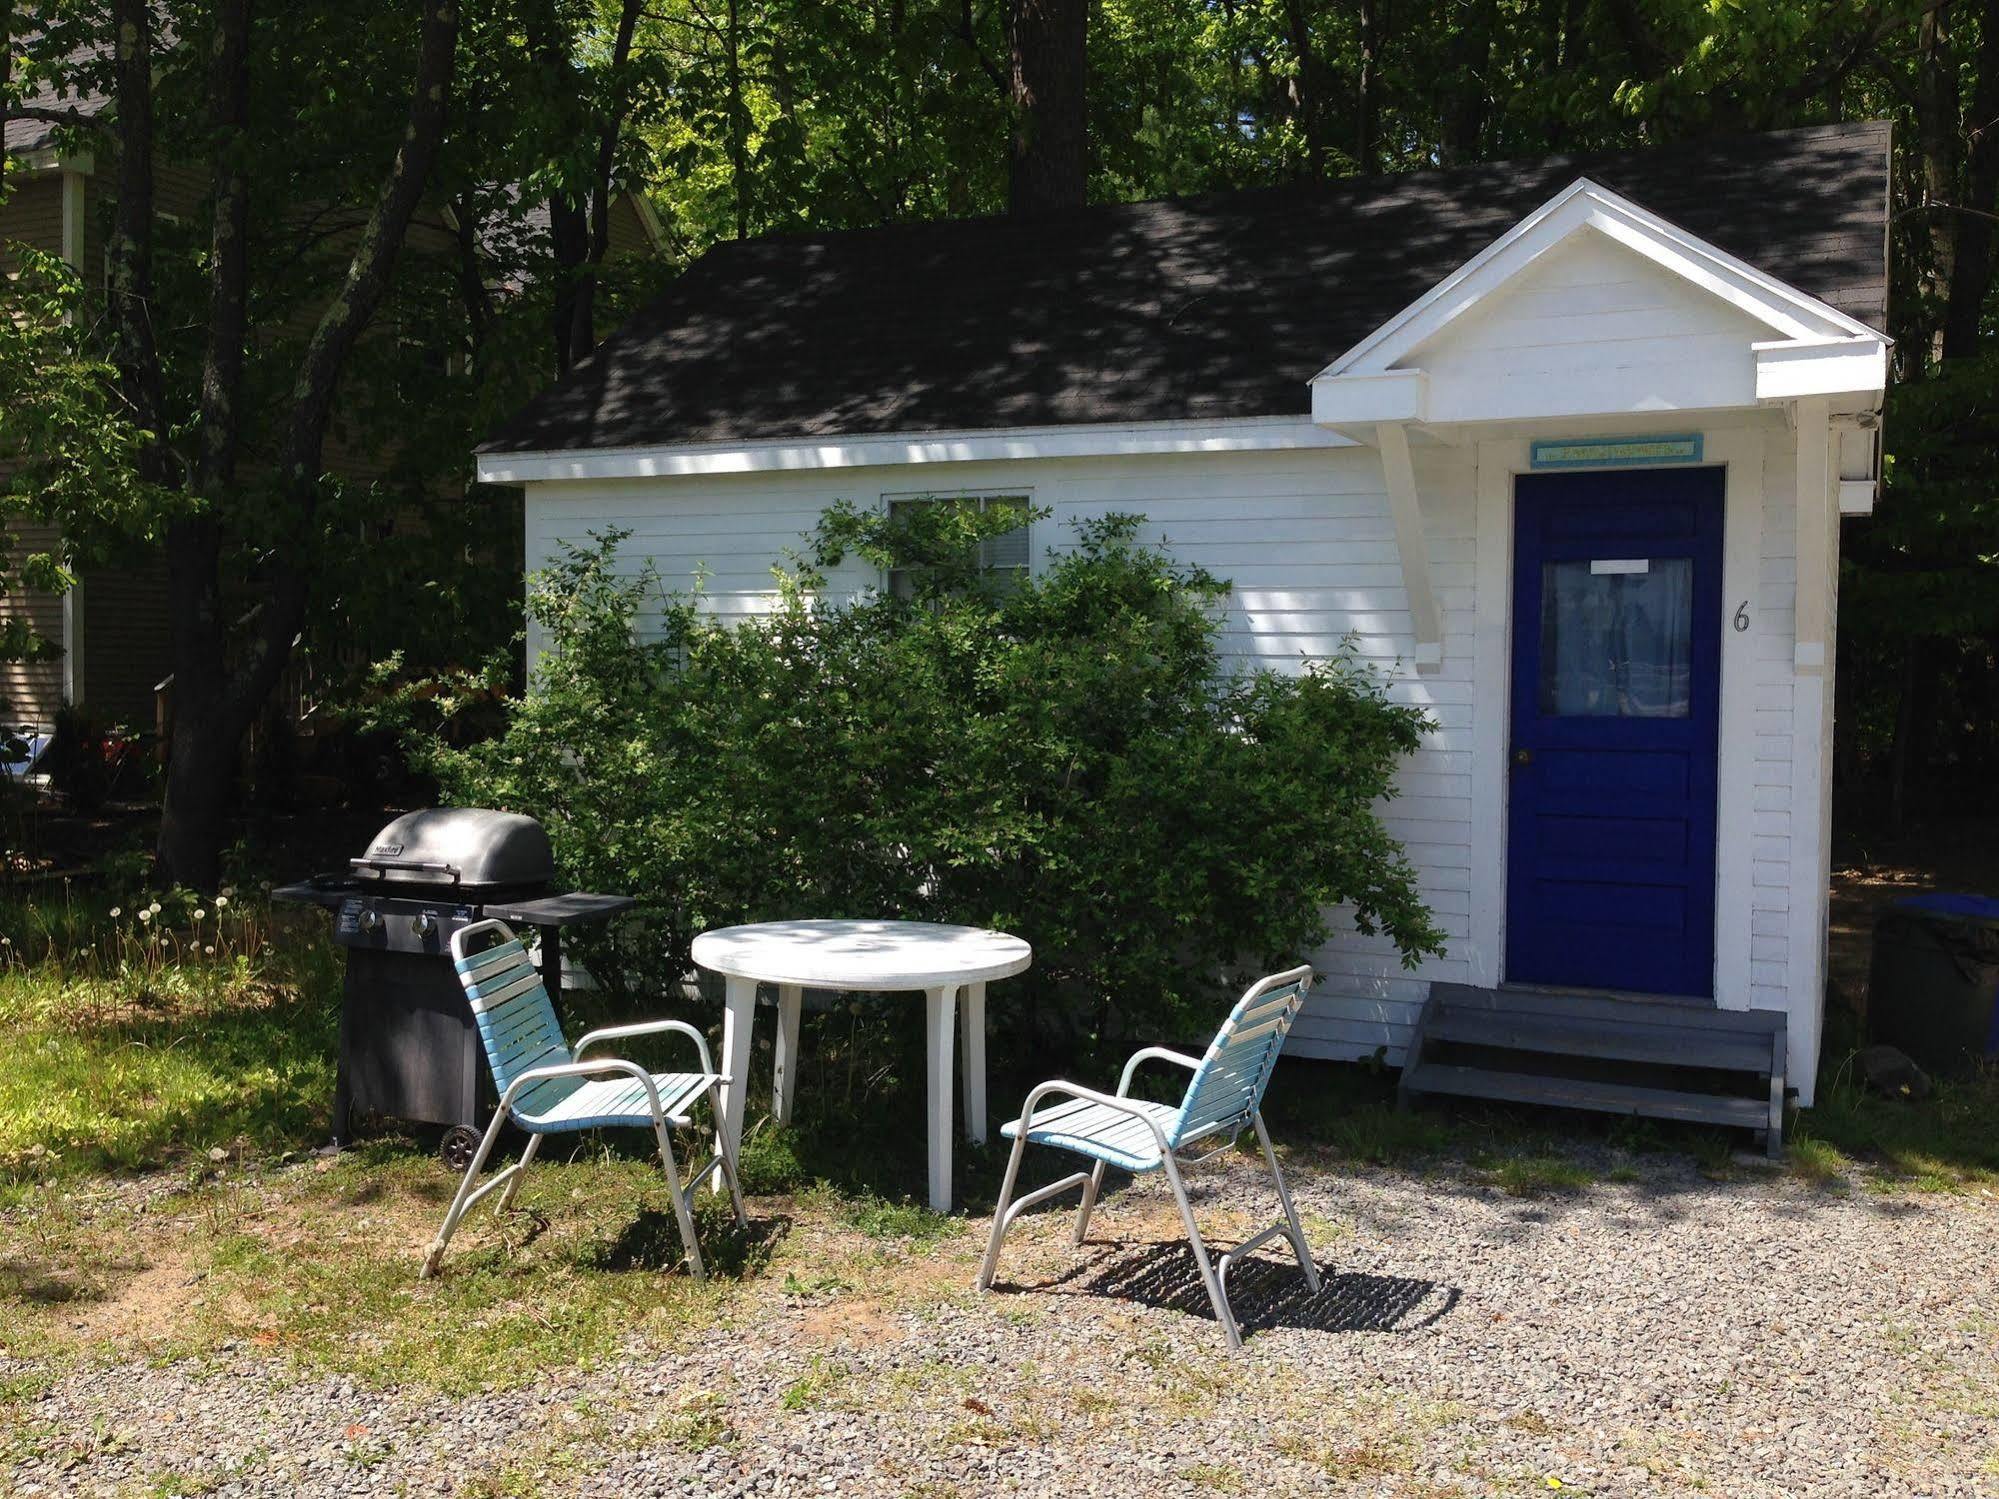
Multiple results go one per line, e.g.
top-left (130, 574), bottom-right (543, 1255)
top-left (0, 85), bottom-right (664, 735)
top-left (476, 123), bottom-right (1890, 1134)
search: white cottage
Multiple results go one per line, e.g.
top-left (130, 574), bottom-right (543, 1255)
top-left (476, 123), bottom-right (1891, 1144)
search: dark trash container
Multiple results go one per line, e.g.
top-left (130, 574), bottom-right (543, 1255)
top-left (1867, 892), bottom-right (1999, 1076)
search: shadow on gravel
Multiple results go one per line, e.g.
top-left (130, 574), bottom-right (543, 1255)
top-left (1005, 1239), bottom-right (1460, 1339)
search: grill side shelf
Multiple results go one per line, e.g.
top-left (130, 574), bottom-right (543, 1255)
top-left (482, 893), bottom-right (637, 927)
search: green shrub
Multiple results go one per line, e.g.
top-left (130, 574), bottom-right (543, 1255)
top-left (422, 505), bottom-right (1442, 1049)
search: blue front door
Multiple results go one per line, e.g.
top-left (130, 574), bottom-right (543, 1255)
top-left (1506, 467), bottom-right (1724, 997)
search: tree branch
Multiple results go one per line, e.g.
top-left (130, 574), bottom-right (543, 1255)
top-left (2, 103), bottom-right (114, 134)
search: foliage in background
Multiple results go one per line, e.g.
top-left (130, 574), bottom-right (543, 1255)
top-left (417, 507), bottom-right (1441, 1049)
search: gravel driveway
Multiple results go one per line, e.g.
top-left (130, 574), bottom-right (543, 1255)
top-left (6, 1150), bottom-right (1996, 1497)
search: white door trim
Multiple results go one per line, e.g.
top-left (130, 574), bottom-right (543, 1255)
top-left (1468, 437), bottom-right (1525, 988)
top-left (1471, 427), bottom-right (1758, 1002)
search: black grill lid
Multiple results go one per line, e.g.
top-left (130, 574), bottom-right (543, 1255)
top-left (353, 808), bottom-right (555, 891)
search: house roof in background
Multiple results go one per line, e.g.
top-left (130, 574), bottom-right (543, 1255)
top-left (4, 38), bottom-right (111, 156)
top-left (478, 121), bottom-right (1892, 458)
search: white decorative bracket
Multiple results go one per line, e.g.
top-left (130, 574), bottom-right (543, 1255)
top-left (1377, 422), bottom-right (1444, 673)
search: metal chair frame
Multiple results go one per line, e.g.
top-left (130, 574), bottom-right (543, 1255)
top-left (422, 918), bottom-right (747, 1281)
top-left (977, 966), bottom-right (1322, 1348)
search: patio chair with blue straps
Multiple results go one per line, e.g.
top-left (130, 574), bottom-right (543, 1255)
top-left (421, 919), bottom-right (747, 1281)
top-left (976, 965), bottom-right (1321, 1348)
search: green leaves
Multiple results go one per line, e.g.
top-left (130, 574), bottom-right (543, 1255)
top-left (422, 509), bottom-right (1443, 1050)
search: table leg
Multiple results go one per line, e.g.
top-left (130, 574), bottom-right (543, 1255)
top-left (924, 984), bottom-right (959, 1212)
top-left (958, 981), bottom-right (987, 1144)
top-left (772, 983), bottom-right (804, 1126)
top-left (718, 975), bottom-right (757, 1195)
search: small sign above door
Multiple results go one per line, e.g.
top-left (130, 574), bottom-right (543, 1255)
top-left (1589, 558), bottom-right (1650, 575)
top-left (1530, 434), bottom-right (1704, 470)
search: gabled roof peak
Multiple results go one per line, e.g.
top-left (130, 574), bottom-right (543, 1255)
top-left (1319, 173), bottom-right (1885, 385)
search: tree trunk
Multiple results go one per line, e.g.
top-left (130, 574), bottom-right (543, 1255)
top-left (1008, 0), bottom-right (1087, 218)
top-left (153, 1), bottom-right (461, 889)
top-left (1355, 0), bottom-right (1379, 172)
top-left (158, 685), bottom-right (254, 890)
top-left (571, 0), bottom-right (645, 355)
top-left (1916, 3), bottom-right (1963, 365)
top-left (1280, 0), bottom-right (1328, 176)
top-left (1440, 0), bottom-right (1493, 165)
top-left (106, 0), bottom-right (169, 488)
top-left (1941, 0), bottom-right (1999, 361)
top-left (728, 0), bottom-right (750, 238)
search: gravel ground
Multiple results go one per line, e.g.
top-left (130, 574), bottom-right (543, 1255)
top-left (6, 1152), bottom-right (1997, 1498)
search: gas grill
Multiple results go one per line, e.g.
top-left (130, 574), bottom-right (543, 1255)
top-left (277, 807), bottom-right (634, 1165)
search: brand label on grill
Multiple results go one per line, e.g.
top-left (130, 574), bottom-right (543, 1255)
top-left (374, 843), bottom-right (404, 857)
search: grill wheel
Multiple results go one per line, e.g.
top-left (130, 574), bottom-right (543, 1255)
top-left (439, 1125), bottom-right (483, 1171)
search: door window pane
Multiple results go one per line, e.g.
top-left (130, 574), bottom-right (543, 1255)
top-left (1539, 558), bottom-right (1692, 718)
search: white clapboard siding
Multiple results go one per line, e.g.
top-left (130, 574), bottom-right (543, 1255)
top-left (522, 412), bottom-right (1822, 1076)
top-left (1405, 232), bottom-right (1775, 424)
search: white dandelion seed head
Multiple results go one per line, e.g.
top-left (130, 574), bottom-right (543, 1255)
top-left (109, 907), bottom-right (121, 918)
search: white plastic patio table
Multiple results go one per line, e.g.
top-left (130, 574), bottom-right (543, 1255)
top-left (691, 920), bottom-right (1032, 1211)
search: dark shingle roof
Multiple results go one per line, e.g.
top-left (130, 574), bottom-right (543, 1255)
top-left (479, 122), bottom-right (1891, 456)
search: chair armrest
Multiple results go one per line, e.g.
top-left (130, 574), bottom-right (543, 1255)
top-left (498, 1057), bottom-right (668, 1121)
top-left (1015, 1079), bottom-right (1175, 1153)
top-left (574, 1018), bottom-right (718, 1077)
top-left (1116, 1045), bottom-right (1203, 1097)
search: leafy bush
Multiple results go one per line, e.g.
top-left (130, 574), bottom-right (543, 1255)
top-left (422, 505), bottom-right (1442, 1048)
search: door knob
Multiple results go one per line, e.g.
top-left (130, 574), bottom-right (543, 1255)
top-left (1513, 747), bottom-right (1533, 766)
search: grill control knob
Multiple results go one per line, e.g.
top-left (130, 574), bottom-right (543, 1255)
top-left (357, 907), bottom-right (381, 933)
top-left (411, 912), bottom-right (437, 939)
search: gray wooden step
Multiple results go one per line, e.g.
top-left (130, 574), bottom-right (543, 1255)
top-left (1401, 1062), bottom-right (1772, 1131)
top-left (1428, 982), bottom-right (1785, 1033)
top-left (1421, 1007), bottom-right (1773, 1072)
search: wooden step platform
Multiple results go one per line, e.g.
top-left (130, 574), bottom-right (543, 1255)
top-left (1400, 984), bottom-right (1788, 1157)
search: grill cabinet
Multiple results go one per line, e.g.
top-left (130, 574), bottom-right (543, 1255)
top-left (278, 808), bottom-right (634, 1162)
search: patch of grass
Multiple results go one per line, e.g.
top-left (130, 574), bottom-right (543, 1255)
top-left (734, 1124), bottom-right (808, 1196)
top-left (648, 1391), bottom-right (737, 1452)
top-left (1274, 1430), bottom-right (1411, 1480)
top-left (830, 1188), bottom-right (961, 1244)
top-left (0, 900), bottom-right (341, 1194)
top-left (779, 1355), bottom-right (847, 1412)
top-left (1489, 1155), bottom-right (1594, 1197)
top-left (1785, 1136), bottom-right (1852, 1186)
top-left (0, 1142), bottom-right (752, 1397)
top-left (1796, 1056), bottom-right (1999, 1192)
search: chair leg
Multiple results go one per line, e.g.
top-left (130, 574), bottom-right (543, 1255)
top-left (1072, 1160), bottom-right (1107, 1246)
top-left (709, 1082), bottom-right (749, 1228)
top-left (421, 1110), bottom-right (512, 1279)
top-left (654, 1119), bottom-right (706, 1281)
top-left (1161, 1151), bottom-right (1242, 1350)
top-left (496, 1131), bottom-right (544, 1214)
top-left (1254, 1111), bottom-right (1321, 1294)
top-left (976, 1129), bottom-right (1032, 1291)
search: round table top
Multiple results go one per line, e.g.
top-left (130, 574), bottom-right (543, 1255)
top-left (691, 919), bottom-right (1032, 991)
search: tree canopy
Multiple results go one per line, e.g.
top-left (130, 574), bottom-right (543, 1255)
top-left (2, 0), bottom-right (1995, 876)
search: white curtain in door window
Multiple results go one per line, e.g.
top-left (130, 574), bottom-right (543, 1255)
top-left (1538, 558), bottom-right (1693, 718)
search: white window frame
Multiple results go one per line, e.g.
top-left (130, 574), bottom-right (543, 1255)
top-left (879, 488), bottom-right (1033, 599)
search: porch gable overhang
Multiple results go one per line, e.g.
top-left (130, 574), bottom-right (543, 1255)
top-left (1308, 177), bottom-right (1890, 432)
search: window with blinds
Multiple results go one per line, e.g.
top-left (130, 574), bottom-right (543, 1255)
top-left (885, 494), bottom-right (1031, 599)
